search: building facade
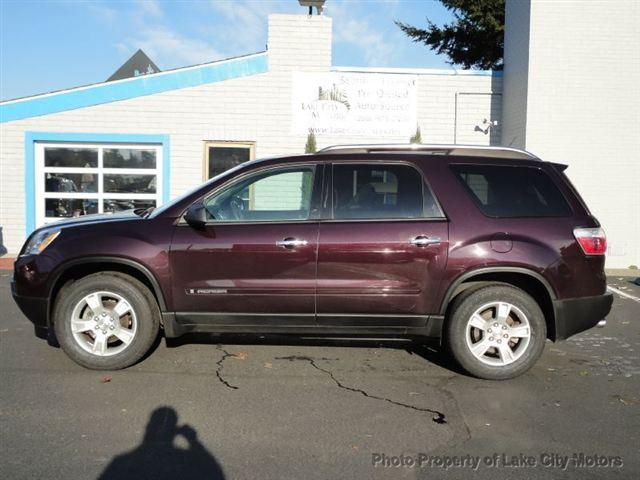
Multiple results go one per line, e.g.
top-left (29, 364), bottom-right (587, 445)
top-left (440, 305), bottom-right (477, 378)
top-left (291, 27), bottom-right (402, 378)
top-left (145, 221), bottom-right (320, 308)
top-left (502, 0), bottom-right (640, 269)
top-left (1, 1), bottom-right (638, 268)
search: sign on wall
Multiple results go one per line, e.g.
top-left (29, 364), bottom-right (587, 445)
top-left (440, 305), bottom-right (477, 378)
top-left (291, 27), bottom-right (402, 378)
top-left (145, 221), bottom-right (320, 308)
top-left (292, 72), bottom-right (417, 136)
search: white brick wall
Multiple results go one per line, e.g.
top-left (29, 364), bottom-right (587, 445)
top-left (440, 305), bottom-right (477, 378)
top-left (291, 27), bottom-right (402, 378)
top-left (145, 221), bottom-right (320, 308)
top-left (503, 0), bottom-right (640, 268)
top-left (268, 14), bottom-right (332, 72)
top-left (501, 0), bottom-right (530, 148)
top-left (455, 92), bottom-right (502, 145)
top-left (0, 14), bottom-right (501, 254)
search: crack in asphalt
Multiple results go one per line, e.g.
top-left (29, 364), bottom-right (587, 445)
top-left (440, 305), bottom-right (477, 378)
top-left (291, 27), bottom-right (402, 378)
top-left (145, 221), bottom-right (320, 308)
top-left (276, 355), bottom-right (447, 424)
top-left (215, 346), bottom-right (239, 390)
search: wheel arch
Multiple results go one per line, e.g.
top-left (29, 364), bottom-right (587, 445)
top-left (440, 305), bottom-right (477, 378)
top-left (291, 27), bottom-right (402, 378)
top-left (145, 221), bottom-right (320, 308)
top-left (440, 267), bottom-right (558, 341)
top-left (48, 257), bottom-right (168, 327)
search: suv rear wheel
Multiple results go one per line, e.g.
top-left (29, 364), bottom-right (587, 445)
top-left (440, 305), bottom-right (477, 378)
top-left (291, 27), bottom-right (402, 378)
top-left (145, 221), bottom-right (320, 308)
top-left (446, 284), bottom-right (546, 380)
top-left (53, 272), bottom-right (160, 370)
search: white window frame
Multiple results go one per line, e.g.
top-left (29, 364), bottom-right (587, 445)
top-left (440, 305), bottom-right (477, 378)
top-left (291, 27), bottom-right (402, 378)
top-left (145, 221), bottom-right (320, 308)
top-left (35, 142), bottom-right (163, 227)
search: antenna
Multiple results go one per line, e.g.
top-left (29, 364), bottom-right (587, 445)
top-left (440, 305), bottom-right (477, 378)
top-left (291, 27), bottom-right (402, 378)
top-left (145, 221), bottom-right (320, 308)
top-left (299, 0), bottom-right (325, 15)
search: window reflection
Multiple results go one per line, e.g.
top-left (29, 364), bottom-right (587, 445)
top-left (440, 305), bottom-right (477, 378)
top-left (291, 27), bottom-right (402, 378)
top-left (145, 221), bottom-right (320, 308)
top-left (104, 175), bottom-right (156, 194)
top-left (45, 199), bottom-right (98, 218)
top-left (104, 199), bottom-right (156, 213)
top-left (44, 148), bottom-right (98, 168)
top-left (104, 149), bottom-right (156, 169)
top-left (45, 173), bottom-right (98, 193)
top-left (40, 145), bottom-right (161, 224)
top-left (208, 146), bottom-right (251, 179)
top-left (333, 164), bottom-right (426, 220)
top-left (205, 167), bottom-right (314, 222)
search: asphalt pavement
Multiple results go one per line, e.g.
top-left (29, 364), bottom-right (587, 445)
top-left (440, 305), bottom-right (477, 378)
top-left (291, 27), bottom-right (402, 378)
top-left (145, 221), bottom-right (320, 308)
top-left (1, 272), bottom-right (639, 479)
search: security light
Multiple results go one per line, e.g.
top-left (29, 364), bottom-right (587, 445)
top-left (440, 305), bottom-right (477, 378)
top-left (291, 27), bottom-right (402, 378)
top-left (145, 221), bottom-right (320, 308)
top-left (299, 0), bottom-right (325, 15)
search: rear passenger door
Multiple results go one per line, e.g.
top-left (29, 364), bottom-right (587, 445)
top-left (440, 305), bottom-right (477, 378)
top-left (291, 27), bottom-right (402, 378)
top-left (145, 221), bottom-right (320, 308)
top-left (316, 162), bottom-right (449, 326)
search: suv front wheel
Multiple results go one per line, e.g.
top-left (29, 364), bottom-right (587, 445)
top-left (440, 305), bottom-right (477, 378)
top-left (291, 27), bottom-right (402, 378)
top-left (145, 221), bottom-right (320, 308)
top-left (446, 284), bottom-right (547, 380)
top-left (53, 272), bottom-right (160, 370)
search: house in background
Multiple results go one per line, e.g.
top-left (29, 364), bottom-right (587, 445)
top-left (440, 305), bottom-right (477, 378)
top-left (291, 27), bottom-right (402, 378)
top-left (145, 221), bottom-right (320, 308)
top-left (107, 49), bottom-right (161, 82)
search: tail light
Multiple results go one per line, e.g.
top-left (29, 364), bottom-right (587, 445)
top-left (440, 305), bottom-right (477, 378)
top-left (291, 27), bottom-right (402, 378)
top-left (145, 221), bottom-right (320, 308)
top-left (573, 227), bottom-right (607, 255)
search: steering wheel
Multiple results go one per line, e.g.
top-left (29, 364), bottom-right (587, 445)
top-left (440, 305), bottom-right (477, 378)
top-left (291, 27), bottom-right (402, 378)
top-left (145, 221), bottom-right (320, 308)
top-left (229, 195), bottom-right (245, 220)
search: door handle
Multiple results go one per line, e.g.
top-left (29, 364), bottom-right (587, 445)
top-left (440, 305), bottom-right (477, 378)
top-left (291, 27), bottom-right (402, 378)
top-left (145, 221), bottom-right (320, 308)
top-left (276, 237), bottom-right (309, 249)
top-left (411, 235), bottom-right (441, 247)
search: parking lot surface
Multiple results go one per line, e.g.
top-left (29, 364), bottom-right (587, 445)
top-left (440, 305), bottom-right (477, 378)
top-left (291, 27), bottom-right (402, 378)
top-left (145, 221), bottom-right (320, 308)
top-left (1, 272), bottom-right (639, 479)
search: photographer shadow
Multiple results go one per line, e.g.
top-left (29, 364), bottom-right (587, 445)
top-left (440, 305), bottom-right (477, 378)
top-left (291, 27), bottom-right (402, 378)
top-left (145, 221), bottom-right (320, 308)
top-left (98, 407), bottom-right (224, 480)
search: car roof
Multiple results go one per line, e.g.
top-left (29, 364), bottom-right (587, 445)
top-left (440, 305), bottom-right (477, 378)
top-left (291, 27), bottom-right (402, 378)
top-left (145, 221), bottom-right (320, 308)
top-left (233, 144), bottom-right (544, 173)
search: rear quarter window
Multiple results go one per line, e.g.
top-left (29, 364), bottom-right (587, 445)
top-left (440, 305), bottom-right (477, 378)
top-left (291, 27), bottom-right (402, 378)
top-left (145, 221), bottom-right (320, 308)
top-left (452, 164), bottom-right (572, 217)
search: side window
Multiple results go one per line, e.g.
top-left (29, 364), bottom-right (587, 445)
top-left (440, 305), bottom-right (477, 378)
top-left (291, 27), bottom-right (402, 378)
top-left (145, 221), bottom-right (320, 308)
top-left (332, 164), bottom-right (439, 220)
top-left (452, 164), bottom-right (572, 217)
top-left (204, 166), bottom-right (315, 222)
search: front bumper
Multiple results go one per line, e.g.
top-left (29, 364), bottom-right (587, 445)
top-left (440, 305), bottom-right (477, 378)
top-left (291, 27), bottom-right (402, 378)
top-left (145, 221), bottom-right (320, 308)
top-left (553, 292), bottom-right (613, 340)
top-left (11, 279), bottom-right (48, 328)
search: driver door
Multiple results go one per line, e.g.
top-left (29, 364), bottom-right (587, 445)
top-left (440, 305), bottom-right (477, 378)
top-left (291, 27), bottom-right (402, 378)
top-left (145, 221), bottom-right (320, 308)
top-left (170, 163), bottom-right (323, 324)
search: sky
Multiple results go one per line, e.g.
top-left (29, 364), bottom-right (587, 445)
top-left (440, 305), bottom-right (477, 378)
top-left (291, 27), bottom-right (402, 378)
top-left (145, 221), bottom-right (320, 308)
top-left (0, 0), bottom-right (456, 101)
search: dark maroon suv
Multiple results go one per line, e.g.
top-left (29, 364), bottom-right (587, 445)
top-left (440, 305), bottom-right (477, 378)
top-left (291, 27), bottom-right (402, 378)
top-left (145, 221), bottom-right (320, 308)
top-left (11, 144), bottom-right (613, 379)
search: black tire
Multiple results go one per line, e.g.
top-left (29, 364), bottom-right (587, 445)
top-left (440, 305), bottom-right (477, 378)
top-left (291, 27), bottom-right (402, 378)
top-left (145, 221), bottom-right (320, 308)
top-left (53, 272), bottom-right (160, 370)
top-left (445, 284), bottom-right (547, 380)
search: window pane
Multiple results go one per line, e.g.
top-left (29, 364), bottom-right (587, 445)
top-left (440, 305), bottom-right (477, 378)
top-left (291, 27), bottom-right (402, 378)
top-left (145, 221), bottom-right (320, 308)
top-left (45, 199), bottom-right (98, 218)
top-left (104, 149), bottom-right (157, 169)
top-left (452, 165), bottom-right (571, 217)
top-left (45, 173), bottom-right (97, 193)
top-left (104, 199), bottom-right (156, 213)
top-left (333, 164), bottom-right (425, 219)
top-left (104, 174), bottom-right (156, 194)
top-left (208, 146), bottom-right (251, 179)
top-left (44, 148), bottom-right (97, 168)
top-left (205, 167), bottom-right (314, 222)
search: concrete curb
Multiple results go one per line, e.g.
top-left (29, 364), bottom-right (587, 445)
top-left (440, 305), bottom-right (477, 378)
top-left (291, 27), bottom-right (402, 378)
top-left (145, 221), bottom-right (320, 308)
top-left (605, 268), bottom-right (640, 278)
top-left (0, 257), bottom-right (15, 270)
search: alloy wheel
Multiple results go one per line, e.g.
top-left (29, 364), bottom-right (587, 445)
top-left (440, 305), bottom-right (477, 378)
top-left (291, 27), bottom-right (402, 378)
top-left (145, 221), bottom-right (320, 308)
top-left (70, 291), bottom-right (137, 357)
top-left (464, 301), bottom-right (531, 366)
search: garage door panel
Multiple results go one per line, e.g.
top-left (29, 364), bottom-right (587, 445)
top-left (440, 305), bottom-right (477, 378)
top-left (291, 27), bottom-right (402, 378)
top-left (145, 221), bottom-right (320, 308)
top-left (35, 142), bottom-right (163, 227)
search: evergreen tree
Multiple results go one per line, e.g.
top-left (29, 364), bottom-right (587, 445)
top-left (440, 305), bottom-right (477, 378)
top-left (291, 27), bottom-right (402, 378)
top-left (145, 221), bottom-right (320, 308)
top-left (305, 130), bottom-right (317, 154)
top-left (396, 0), bottom-right (504, 70)
top-left (410, 125), bottom-right (422, 144)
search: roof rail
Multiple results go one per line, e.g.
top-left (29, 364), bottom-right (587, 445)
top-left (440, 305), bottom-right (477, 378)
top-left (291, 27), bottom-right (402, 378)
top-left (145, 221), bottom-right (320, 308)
top-left (316, 143), bottom-right (540, 160)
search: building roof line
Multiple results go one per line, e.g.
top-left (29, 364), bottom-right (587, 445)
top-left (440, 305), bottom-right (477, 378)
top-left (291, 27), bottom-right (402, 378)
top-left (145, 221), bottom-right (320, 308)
top-left (332, 66), bottom-right (502, 77)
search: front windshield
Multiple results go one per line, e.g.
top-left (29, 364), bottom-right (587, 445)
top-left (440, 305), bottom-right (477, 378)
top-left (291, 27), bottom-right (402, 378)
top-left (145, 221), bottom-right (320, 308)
top-left (149, 162), bottom-right (250, 218)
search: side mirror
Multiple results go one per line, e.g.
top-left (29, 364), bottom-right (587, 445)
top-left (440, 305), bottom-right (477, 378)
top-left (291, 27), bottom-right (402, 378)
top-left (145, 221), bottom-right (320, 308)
top-left (184, 202), bottom-right (208, 228)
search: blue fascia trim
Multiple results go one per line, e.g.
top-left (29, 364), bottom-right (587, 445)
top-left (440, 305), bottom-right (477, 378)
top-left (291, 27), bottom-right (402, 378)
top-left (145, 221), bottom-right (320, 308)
top-left (24, 132), bottom-right (170, 236)
top-left (3, 53), bottom-right (268, 123)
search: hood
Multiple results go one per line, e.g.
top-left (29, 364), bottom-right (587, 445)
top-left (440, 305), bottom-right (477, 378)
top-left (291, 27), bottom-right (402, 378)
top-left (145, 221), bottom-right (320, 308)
top-left (43, 209), bottom-right (142, 229)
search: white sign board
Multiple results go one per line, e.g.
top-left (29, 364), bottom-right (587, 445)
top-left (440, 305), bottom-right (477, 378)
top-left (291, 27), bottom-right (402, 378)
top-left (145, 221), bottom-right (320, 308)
top-left (292, 72), bottom-right (417, 136)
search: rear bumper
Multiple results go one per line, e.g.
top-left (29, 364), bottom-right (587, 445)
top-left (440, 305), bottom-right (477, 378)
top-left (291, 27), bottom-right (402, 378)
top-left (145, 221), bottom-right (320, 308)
top-left (11, 279), bottom-right (48, 328)
top-left (553, 292), bottom-right (613, 340)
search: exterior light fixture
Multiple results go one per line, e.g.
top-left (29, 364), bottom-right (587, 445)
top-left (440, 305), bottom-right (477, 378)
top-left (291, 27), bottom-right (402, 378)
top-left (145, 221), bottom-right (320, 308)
top-left (299, 0), bottom-right (325, 15)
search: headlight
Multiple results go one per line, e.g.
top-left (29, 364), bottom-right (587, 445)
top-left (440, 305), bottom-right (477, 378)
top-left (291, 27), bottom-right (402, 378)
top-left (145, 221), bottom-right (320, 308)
top-left (22, 229), bottom-right (61, 256)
